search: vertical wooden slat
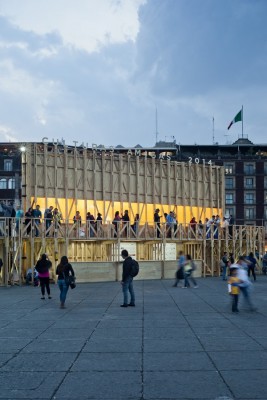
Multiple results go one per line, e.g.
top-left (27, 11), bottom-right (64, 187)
top-left (167, 159), bottom-right (171, 206)
top-left (196, 164), bottom-right (200, 220)
top-left (160, 159), bottom-right (163, 206)
top-left (119, 154), bottom-right (123, 213)
top-left (64, 145), bottom-right (69, 219)
top-left (188, 162), bottom-right (192, 216)
top-left (152, 158), bottom-right (155, 209)
top-left (136, 156), bottom-right (139, 214)
top-left (44, 144), bottom-right (48, 210)
top-left (54, 144), bottom-right (58, 208)
top-left (84, 148), bottom-right (88, 216)
top-left (74, 147), bottom-right (78, 211)
top-left (209, 164), bottom-right (213, 214)
top-left (181, 163), bottom-right (186, 223)
top-left (127, 155), bottom-right (131, 209)
top-left (34, 143), bottom-right (38, 206)
top-left (144, 157), bottom-right (148, 221)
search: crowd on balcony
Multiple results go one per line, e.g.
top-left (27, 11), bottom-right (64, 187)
top-left (0, 201), bottom-right (236, 240)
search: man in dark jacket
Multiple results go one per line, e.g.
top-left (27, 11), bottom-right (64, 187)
top-left (120, 249), bottom-right (135, 307)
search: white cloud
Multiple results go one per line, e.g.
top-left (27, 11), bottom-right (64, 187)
top-left (0, 40), bottom-right (28, 50)
top-left (0, 40), bottom-right (58, 59)
top-left (0, 124), bottom-right (19, 142)
top-left (0, 59), bottom-right (63, 132)
top-left (0, 0), bottom-right (146, 53)
top-left (0, 59), bottom-right (58, 96)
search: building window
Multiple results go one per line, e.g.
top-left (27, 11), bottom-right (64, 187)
top-left (8, 178), bottom-right (15, 189)
top-left (4, 159), bottom-right (13, 171)
top-left (225, 193), bottom-right (234, 204)
top-left (244, 193), bottom-right (254, 204)
top-left (225, 208), bottom-right (234, 218)
top-left (244, 163), bottom-right (254, 175)
top-left (245, 177), bottom-right (254, 189)
top-left (0, 178), bottom-right (7, 189)
top-left (265, 177), bottom-right (267, 189)
top-left (224, 163), bottom-right (234, 174)
top-left (245, 208), bottom-right (255, 219)
top-left (225, 177), bottom-right (234, 189)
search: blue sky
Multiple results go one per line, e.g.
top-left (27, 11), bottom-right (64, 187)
top-left (0, 0), bottom-right (266, 147)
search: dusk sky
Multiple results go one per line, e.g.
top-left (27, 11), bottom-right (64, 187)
top-left (0, 0), bottom-right (266, 148)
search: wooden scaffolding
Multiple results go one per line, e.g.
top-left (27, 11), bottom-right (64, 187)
top-left (0, 142), bottom-right (264, 285)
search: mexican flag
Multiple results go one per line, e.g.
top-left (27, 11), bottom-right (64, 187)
top-left (227, 109), bottom-right (242, 130)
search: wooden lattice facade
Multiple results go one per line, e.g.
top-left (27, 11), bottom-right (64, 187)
top-left (22, 143), bottom-right (224, 223)
top-left (0, 142), bottom-right (265, 285)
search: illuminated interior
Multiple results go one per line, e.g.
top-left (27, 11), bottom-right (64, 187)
top-left (31, 197), bottom-right (222, 223)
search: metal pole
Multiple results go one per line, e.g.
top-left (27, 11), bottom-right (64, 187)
top-left (242, 105), bottom-right (244, 138)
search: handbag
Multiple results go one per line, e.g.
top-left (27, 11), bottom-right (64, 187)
top-left (63, 272), bottom-right (76, 289)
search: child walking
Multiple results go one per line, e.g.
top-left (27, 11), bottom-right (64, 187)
top-left (228, 266), bottom-right (240, 313)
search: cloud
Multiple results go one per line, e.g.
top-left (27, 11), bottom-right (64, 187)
top-left (135, 0), bottom-right (267, 97)
top-left (0, 0), bottom-right (267, 148)
top-left (0, 0), bottom-right (146, 53)
top-left (0, 124), bottom-right (19, 142)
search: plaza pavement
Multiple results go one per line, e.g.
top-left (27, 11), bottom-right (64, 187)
top-left (1, 276), bottom-right (267, 400)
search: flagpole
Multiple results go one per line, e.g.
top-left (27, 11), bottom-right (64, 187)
top-left (212, 116), bottom-right (215, 144)
top-left (242, 105), bottom-right (244, 139)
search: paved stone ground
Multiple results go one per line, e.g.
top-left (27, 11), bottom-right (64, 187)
top-left (1, 276), bottom-right (267, 400)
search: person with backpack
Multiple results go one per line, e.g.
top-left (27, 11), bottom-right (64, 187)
top-left (120, 249), bottom-right (138, 308)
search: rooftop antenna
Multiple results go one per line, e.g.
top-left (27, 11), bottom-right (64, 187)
top-left (155, 106), bottom-right (159, 145)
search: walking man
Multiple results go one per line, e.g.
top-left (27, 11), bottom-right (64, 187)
top-left (120, 249), bottom-right (135, 308)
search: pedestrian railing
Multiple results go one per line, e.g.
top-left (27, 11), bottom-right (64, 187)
top-left (0, 217), bottom-right (264, 242)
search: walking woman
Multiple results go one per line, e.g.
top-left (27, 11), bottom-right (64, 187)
top-left (56, 256), bottom-right (75, 308)
top-left (35, 254), bottom-right (52, 299)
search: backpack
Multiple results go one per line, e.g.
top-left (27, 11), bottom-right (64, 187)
top-left (221, 256), bottom-right (228, 265)
top-left (130, 259), bottom-right (139, 277)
